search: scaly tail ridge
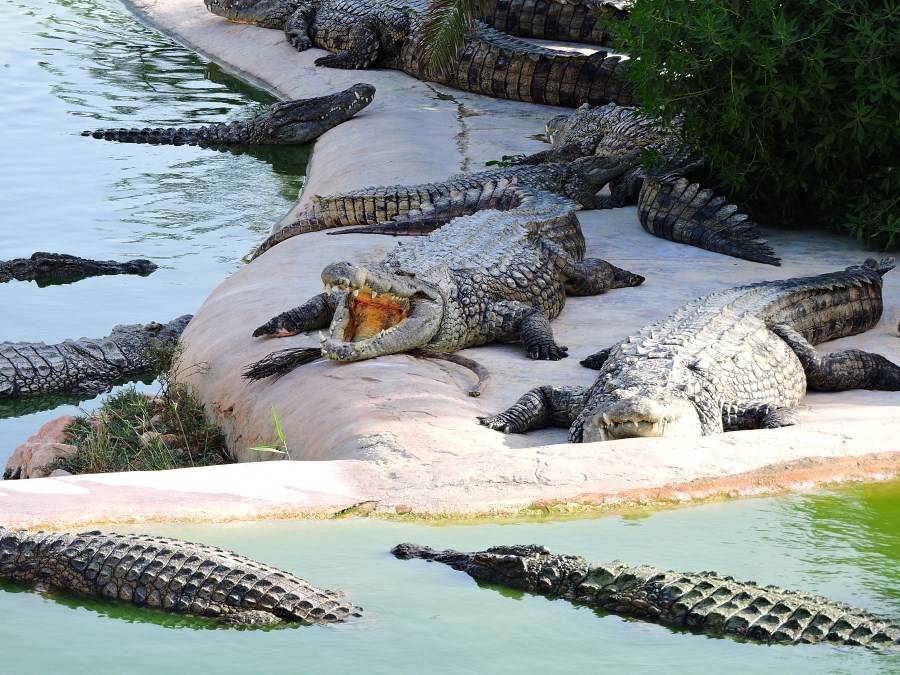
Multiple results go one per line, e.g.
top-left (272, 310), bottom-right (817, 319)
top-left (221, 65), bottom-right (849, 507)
top-left (637, 176), bottom-right (780, 266)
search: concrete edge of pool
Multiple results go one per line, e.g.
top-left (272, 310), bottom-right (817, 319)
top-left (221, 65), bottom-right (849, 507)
top-left (2, 0), bottom-right (897, 527)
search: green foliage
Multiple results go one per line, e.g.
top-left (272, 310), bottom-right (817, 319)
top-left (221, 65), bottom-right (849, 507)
top-left (419, 0), bottom-right (478, 75)
top-left (485, 154), bottom-right (526, 167)
top-left (609, 0), bottom-right (900, 247)
top-left (56, 348), bottom-right (231, 474)
top-left (246, 406), bottom-right (292, 459)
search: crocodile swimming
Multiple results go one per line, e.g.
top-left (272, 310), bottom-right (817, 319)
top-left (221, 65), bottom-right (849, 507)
top-left (83, 83), bottom-right (374, 146)
top-left (0, 315), bottom-right (192, 400)
top-left (393, 543), bottom-right (900, 647)
top-left (245, 161), bottom-right (643, 376)
top-left (0, 527), bottom-right (361, 627)
top-left (205, 0), bottom-right (635, 107)
top-left (518, 102), bottom-right (780, 264)
top-left (0, 252), bottom-right (157, 286)
top-left (479, 259), bottom-right (900, 441)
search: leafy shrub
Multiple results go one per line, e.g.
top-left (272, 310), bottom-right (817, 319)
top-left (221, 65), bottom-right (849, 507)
top-left (609, 0), bottom-right (899, 246)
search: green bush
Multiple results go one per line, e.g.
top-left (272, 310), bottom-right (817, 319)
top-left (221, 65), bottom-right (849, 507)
top-left (610, 0), bottom-right (899, 247)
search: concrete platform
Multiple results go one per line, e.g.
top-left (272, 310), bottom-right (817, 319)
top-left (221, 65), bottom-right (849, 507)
top-left (1, 0), bottom-right (897, 527)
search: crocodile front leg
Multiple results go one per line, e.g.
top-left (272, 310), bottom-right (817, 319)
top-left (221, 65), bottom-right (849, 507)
top-left (486, 300), bottom-right (568, 360)
top-left (721, 402), bottom-right (800, 431)
top-left (314, 20), bottom-right (381, 68)
top-left (478, 385), bottom-right (587, 433)
top-left (772, 324), bottom-right (900, 391)
top-left (284, 3), bottom-right (316, 50)
top-left (253, 292), bottom-right (336, 337)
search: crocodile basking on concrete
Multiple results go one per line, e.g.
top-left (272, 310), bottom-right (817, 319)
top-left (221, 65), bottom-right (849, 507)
top-left (476, 0), bottom-right (629, 44)
top-left (480, 259), bottom-right (900, 441)
top-left (83, 84), bottom-right (374, 146)
top-left (0, 252), bottom-right (157, 286)
top-left (393, 543), bottom-right (900, 647)
top-left (245, 161), bottom-right (643, 376)
top-left (518, 102), bottom-right (780, 264)
top-left (0, 316), bottom-right (192, 400)
top-left (253, 155), bottom-right (644, 257)
top-left (205, 0), bottom-right (635, 107)
top-left (0, 527), bottom-right (360, 626)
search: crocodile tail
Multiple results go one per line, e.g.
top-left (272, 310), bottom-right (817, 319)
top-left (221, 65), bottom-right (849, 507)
top-left (440, 25), bottom-right (635, 107)
top-left (81, 121), bottom-right (246, 146)
top-left (477, 0), bottom-right (627, 44)
top-left (243, 347), bottom-right (322, 380)
top-left (637, 176), bottom-right (781, 266)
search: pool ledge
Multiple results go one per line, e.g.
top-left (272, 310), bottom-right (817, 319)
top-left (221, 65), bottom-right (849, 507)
top-left (1, 0), bottom-right (897, 527)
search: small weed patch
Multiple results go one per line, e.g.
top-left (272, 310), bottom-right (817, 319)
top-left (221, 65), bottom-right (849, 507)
top-left (56, 348), bottom-right (232, 474)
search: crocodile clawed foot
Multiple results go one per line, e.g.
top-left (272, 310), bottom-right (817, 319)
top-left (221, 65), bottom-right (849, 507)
top-left (761, 407), bottom-right (800, 429)
top-left (528, 344), bottom-right (568, 360)
top-left (288, 34), bottom-right (311, 51)
top-left (477, 414), bottom-right (517, 433)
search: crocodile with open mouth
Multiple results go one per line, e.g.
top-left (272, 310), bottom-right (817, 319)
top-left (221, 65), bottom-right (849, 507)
top-left (205, 0), bottom-right (635, 107)
top-left (244, 161), bottom-right (643, 377)
top-left (393, 543), bottom-right (900, 647)
top-left (0, 527), bottom-right (361, 627)
top-left (479, 259), bottom-right (900, 441)
top-left (83, 83), bottom-right (374, 146)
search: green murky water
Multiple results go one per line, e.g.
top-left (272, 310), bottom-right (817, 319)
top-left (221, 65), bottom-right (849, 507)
top-left (2, 482), bottom-right (900, 673)
top-left (0, 0), bottom-right (307, 464)
top-left (1, 1), bottom-right (898, 672)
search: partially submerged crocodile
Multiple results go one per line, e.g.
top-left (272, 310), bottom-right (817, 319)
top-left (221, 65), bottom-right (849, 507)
top-left (0, 252), bottom-right (157, 286)
top-left (519, 102), bottom-right (780, 264)
top-left (83, 83), bottom-right (374, 146)
top-left (245, 161), bottom-right (643, 376)
top-left (0, 316), bottom-right (192, 400)
top-left (393, 543), bottom-right (900, 647)
top-left (206, 0), bottom-right (635, 107)
top-left (480, 259), bottom-right (900, 441)
top-left (0, 527), bottom-right (360, 626)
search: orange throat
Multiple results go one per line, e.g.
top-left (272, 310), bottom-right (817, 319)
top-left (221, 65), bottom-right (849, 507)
top-left (342, 288), bottom-right (409, 341)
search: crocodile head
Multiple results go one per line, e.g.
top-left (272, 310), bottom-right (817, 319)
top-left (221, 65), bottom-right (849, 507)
top-left (579, 388), bottom-right (703, 442)
top-left (249, 85), bottom-right (375, 143)
top-left (392, 543), bottom-right (585, 593)
top-left (317, 262), bottom-right (443, 362)
top-left (204, 0), bottom-right (298, 27)
top-left (107, 315), bottom-right (193, 359)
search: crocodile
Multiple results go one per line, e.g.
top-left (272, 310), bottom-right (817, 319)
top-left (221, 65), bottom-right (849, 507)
top-left (0, 252), bottom-right (157, 286)
top-left (393, 543), bottom-right (900, 648)
top-left (205, 0), bottom-right (635, 107)
top-left (0, 315), bottom-right (192, 400)
top-left (245, 161), bottom-right (643, 375)
top-left (82, 83), bottom-right (374, 146)
top-left (479, 259), bottom-right (900, 441)
top-left (476, 0), bottom-right (629, 44)
top-left (0, 527), bottom-right (361, 627)
top-left (251, 154), bottom-right (632, 257)
top-left (518, 102), bottom-right (781, 264)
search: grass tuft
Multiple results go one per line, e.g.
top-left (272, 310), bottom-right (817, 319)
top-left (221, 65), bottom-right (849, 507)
top-left (55, 346), bottom-right (232, 474)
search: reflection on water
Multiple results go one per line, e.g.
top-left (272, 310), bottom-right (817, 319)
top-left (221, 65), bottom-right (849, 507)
top-left (782, 482), bottom-right (900, 614)
top-left (1, 490), bottom-right (899, 673)
top-left (0, 0), bottom-right (307, 464)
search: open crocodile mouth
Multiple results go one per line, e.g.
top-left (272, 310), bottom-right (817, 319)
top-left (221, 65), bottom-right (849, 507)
top-left (339, 286), bottom-right (410, 341)
top-left (318, 264), bottom-right (443, 362)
